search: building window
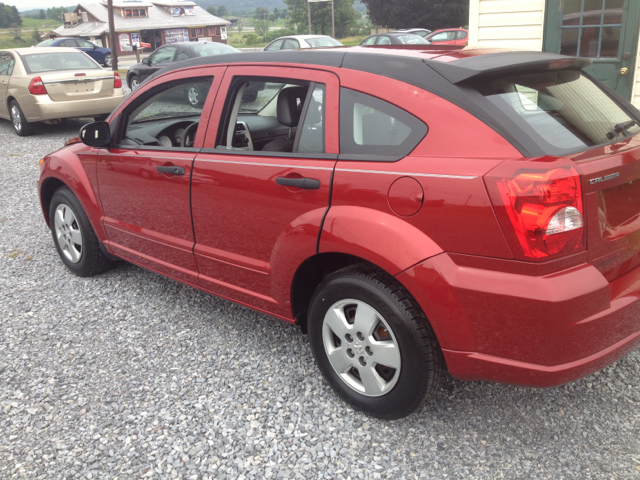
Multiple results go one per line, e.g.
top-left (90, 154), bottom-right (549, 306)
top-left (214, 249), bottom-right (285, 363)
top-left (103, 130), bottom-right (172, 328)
top-left (215, 27), bottom-right (220, 36)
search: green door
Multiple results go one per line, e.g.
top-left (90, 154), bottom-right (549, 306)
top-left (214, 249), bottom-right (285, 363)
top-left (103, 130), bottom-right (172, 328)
top-left (544, 0), bottom-right (640, 100)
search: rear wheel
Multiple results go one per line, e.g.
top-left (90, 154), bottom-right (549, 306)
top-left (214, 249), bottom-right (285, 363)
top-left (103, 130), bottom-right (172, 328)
top-left (186, 85), bottom-right (203, 106)
top-left (103, 53), bottom-right (112, 67)
top-left (49, 187), bottom-right (111, 277)
top-left (10, 100), bottom-right (34, 136)
top-left (308, 266), bottom-right (444, 419)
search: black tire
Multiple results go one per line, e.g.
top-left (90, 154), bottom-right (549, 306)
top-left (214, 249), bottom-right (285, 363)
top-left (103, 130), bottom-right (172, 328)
top-left (308, 265), bottom-right (444, 419)
top-left (49, 186), bottom-right (111, 277)
top-left (9, 100), bottom-right (34, 136)
top-left (185, 85), bottom-right (203, 107)
top-left (128, 74), bottom-right (140, 91)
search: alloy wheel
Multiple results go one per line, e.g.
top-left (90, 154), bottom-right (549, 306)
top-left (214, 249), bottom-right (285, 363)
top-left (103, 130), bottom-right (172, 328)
top-left (322, 299), bottom-right (401, 397)
top-left (187, 86), bottom-right (200, 106)
top-left (11, 105), bottom-right (21, 133)
top-left (104, 54), bottom-right (112, 67)
top-left (54, 203), bottom-right (83, 264)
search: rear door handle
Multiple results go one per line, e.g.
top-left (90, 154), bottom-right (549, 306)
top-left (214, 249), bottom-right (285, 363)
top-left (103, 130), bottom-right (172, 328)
top-left (157, 165), bottom-right (185, 175)
top-left (276, 177), bottom-right (320, 189)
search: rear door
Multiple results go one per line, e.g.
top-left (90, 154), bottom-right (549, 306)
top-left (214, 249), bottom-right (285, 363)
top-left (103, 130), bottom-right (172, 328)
top-left (191, 66), bottom-right (339, 317)
top-left (96, 68), bottom-right (224, 283)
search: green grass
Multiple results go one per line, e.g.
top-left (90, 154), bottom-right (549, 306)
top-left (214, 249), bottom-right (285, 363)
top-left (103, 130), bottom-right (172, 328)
top-left (0, 33), bottom-right (39, 49)
top-left (20, 18), bottom-right (62, 28)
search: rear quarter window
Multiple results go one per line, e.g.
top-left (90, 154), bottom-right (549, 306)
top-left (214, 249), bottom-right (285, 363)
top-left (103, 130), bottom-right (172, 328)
top-left (339, 88), bottom-right (428, 161)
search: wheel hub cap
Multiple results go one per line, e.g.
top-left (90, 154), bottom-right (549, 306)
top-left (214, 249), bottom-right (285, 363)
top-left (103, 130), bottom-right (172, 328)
top-left (11, 106), bottom-right (21, 132)
top-left (54, 204), bottom-right (83, 264)
top-left (322, 299), bottom-right (401, 397)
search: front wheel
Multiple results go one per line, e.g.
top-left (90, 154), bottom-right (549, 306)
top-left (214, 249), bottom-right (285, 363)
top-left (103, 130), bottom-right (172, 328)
top-left (49, 187), bottom-right (111, 277)
top-left (103, 53), bottom-right (112, 67)
top-left (129, 74), bottom-right (140, 90)
top-left (186, 85), bottom-right (202, 107)
top-left (308, 266), bottom-right (444, 419)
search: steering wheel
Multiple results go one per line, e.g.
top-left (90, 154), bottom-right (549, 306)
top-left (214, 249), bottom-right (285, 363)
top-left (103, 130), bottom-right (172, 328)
top-left (181, 122), bottom-right (199, 148)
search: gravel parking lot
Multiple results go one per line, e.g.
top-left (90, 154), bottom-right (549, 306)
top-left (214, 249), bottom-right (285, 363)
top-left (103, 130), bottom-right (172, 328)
top-left (1, 117), bottom-right (640, 479)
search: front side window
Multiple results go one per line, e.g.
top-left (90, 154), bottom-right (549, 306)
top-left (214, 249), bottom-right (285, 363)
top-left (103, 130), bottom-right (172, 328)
top-left (0, 53), bottom-right (14, 76)
top-left (476, 69), bottom-right (640, 154)
top-left (216, 77), bottom-right (326, 154)
top-left (150, 47), bottom-right (176, 65)
top-left (361, 36), bottom-right (376, 46)
top-left (376, 36), bottom-right (392, 45)
top-left (265, 39), bottom-right (283, 51)
top-left (21, 52), bottom-right (100, 73)
top-left (121, 78), bottom-right (213, 148)
top-left (340, 88), bottom-right (428, 160)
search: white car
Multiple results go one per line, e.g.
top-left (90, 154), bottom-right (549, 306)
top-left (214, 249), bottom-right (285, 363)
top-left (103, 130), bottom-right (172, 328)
top-left (264, 35), bottom-right (343, 51)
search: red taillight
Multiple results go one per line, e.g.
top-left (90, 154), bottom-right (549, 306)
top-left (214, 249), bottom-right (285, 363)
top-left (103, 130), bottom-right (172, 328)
top-left (29, 76), bottom-right (47, 95)
top-left (485, 159), bottom-right (585, 261)
top-left (113, 72), bottom-right (122, 89)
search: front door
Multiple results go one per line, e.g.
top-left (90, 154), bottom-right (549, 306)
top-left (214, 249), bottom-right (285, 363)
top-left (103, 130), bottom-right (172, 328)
top-left (0, 52), bottom-right (14, 118)
top-left (96, 70), bottom-right (223, 284)
top-left (191, 66), bottom-right (339, 318)
top-left (544, 0), bottom-right (640, 100)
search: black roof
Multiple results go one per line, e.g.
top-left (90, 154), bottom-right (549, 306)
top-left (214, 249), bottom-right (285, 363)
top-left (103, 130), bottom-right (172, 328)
top-left (148, 47), bottom-right (637, 158)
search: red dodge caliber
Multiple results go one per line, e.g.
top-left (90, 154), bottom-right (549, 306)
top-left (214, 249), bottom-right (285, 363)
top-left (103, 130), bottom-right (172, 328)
top-left (38, 46), bottom-right (640, 419)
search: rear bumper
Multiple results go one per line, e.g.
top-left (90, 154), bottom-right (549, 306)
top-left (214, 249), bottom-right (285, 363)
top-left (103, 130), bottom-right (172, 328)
top-left (397, 253), bottom-right (640, 387)
top-left (24, 90), bottom-right (124, 122)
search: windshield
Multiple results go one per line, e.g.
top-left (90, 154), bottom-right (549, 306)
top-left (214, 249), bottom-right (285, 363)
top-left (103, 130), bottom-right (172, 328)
top-left (21, 52), bottom-right (100, 73)
top-left (396, 34), bottom-right (429, 45)
top-left (477, 70), bottom-right (640, 155)
top-left (191, 43), bottom-right (239, 57)
top-left (306, 37), bottom-right (343, 48)
top-left (36, 39), bottom-right (57, 47)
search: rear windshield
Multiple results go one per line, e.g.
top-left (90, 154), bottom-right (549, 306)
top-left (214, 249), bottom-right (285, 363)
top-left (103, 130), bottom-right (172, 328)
top-left (306, 37), bottom-right (343, 48)
top-left (191, 43), bottom-right (238, 57)
top-left (21, 52), bottom-right (100, 74)
top-left (476, 70), bottom-right (640, 155)
top-left (35, 39), bottom-right (56, 47)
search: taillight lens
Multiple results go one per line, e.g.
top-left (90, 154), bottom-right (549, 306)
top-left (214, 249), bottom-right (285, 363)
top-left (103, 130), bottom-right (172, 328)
top-left (485, 159), bottom-right (585, 261)
top-left (29, 76), bottom-right (47, 95)
top-left (114, 72), bottom-right (122, 88)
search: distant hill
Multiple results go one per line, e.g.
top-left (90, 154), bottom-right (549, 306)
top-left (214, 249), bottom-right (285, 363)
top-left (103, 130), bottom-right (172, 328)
top-left (193, 0), bottom-right (286, 14)
top-left (20, 6), bottom-right (75, 16)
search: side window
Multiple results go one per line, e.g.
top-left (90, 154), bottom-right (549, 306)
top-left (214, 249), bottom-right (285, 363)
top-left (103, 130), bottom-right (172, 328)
top-left (457, 31), bottom-right (468, 40)
top-left (296, 84), bottom-right (325, 153)
top-left (340, 88), bottom-right (428, 160)
top-left (150, 47), bottom-right (176, 65)
top-left (0, 53), bottom-right (11, 76)
top-left (376, 36), bottom-right (392, 45)
top-left (430, 32), bottom-right (449, 42)
top-left (175, 51), bottom-right (190, 61)
top-left (78, 39), bottom-right (94, 47)
top-left (283, 39), bottom-right (300, 49)
top-left (362, 36), bottom-right (376, 46)
top-left (61, 39), bottom-right (78, 47)
top-left (120, 77), bottom-right (213, 148)
top-left (216, 77), bottom-right (325, 155)
top-left (265, 39), bottom-right (283, 51)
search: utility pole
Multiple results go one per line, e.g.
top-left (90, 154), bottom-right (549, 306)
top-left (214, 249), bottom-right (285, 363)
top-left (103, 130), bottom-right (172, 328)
top-left (107, 0), bottom-right (118, 70)
top-left (331, 0), bottom-right (335, 39)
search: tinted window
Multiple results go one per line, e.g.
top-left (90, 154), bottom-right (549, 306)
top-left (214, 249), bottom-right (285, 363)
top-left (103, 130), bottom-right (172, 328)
top-left (476, 70), bottom-right (640, 155)
top-left (340, 88), bottom-right (428, 160)
top-left (265, 39), bottom-right (283, 51)
top-left (21, 52), bottom-right (100, 73)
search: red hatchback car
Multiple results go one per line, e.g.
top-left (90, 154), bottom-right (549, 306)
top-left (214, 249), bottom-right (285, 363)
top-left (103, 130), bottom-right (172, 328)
top-left (38, 46), bottom-right (640, 419)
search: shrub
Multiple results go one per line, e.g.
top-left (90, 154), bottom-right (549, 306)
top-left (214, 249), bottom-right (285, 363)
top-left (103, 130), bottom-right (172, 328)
top-left (244, 34), bottom-right (259, 46)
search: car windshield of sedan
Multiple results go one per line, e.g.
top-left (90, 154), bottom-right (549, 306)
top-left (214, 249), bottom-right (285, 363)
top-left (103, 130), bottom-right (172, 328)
top-left (306, 37), bottom-right (343, 47)
top-left (478, 69), bottom-right (640, 154)
top-left (191, 43), bottom-right (238, 56)
top-left (395, 35), bottom-right (429, 45)
top-left (22, 52), bottom-right (101, 74)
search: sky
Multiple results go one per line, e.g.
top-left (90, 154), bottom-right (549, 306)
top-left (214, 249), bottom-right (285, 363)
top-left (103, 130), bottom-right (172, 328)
top-left (5, 0), bottom-right (74, 11)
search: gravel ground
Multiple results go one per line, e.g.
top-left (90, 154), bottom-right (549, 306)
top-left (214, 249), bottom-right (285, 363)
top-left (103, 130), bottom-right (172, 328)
top-left (1, 116), bottom-right (640, 480)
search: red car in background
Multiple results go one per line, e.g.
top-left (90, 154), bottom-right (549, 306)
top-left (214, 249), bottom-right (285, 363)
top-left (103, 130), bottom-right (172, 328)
top-left (426, 28), bottom-right (469, 45)
top-left (38, 46), bottom-right (640, 419)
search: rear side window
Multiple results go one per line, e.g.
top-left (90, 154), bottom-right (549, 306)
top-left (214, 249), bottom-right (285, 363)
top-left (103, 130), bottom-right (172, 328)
top-left (21, 52), bottom-right (100, 73)
top-left (475, 70), bottom-right (640, 155)
top-left (340, 88), bottom-right (427, 161)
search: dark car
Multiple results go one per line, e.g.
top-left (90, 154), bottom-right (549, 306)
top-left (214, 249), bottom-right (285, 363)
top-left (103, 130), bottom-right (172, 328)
top-left (39, 46), bottom-right (640, 420)
top-left (360, 32), bottom-right (430, 46)
top-left (36, 37), bottom-right (112, 67)
top-left (126, 41), bottom-right (239, 91)
top-left (395, 28), bottom-right (432, 38)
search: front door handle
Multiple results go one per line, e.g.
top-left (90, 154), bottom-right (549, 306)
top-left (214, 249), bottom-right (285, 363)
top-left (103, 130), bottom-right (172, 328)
top-left (157, 165), bottom-right (185, 175)
top-left (276, 176), bottom-right (320, 189)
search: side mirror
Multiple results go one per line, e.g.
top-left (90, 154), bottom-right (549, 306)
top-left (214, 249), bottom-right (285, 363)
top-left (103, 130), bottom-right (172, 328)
top-left (79, 121), bottom-right (111, 148)
top-left (142, 57), bottom-right (149, 65)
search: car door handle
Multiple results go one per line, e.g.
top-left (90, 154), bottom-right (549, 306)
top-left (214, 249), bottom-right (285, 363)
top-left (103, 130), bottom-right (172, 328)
top-left (276, 177), bottom-right (320, 189)
top-left (157, 165), bottom-right (185, 175)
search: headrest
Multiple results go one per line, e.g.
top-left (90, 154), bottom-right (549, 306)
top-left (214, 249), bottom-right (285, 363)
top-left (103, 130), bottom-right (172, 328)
top-left (277, 86), bottom-right (308, 127)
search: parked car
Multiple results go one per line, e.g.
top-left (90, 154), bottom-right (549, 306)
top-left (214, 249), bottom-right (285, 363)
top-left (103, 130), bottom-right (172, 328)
top-left (0, 47), bottom-right (124, 136)
top-left (126, 41), bottom-right (239, 93)
top-left (360, 32), bottom-right (430, 46)
top-left (395, 28), bottom-right (432, 38)
top-left (264, 35), bottom-right (343, 51)
top-left (425, 28), bottom-right (469, 45)
top-left (38, 46), bottom-right (640, 419)
top-left (36, 37), bottom-right (113, 67)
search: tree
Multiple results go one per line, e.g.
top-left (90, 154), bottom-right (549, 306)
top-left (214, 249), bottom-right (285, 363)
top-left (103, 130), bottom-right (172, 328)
top-left (32, 27), bottom-right (41, 42)
top-left (253, 6), bottom-right (269, 19)
top-left (284, 0), bottom-right (357, 38)
top-left (39, 9), bottom-right (46, 19)
top-left (217, 5), bottom-right (228, 17)
top-left (207, 6), bottom-right (217, 16)
top-left (273, 7), bottom-right (280, 20)
top-left (245, 33), bottom-right (258, 46)
top-left (0, 3), bottom-right (22, 28)
top-left (361, 0), bottom-right (468, 30)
